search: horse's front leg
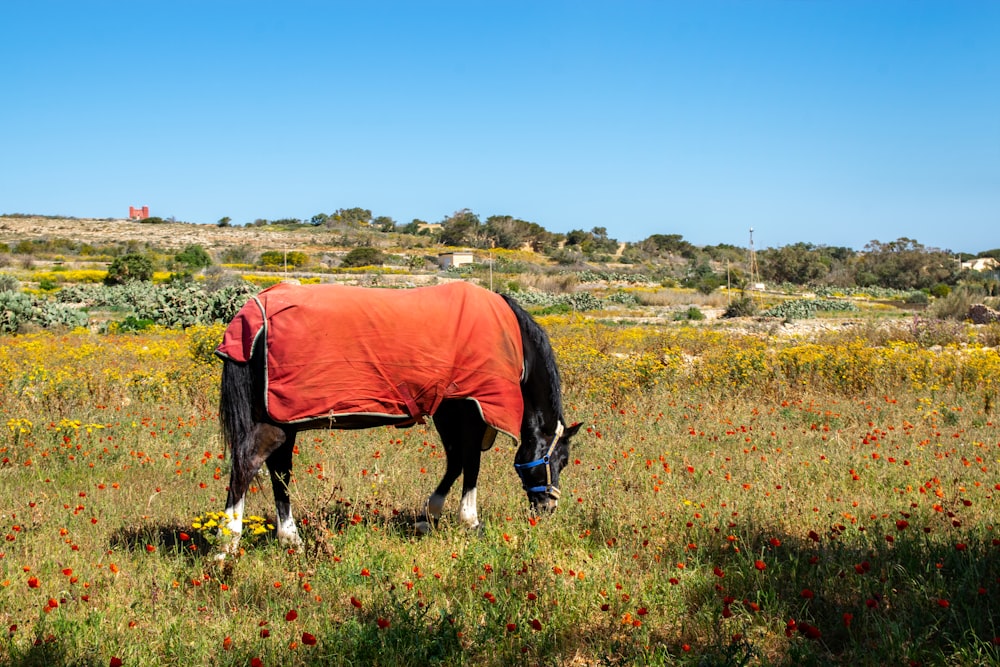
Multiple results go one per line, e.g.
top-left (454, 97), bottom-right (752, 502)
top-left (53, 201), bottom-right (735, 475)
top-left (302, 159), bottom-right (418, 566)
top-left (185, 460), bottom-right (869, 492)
top-left (266, 430), bottom-right (302, 550)
top-left (458, 442), bottom-right (483, 531)
top-left (217, 423), bottom-right (287, 560)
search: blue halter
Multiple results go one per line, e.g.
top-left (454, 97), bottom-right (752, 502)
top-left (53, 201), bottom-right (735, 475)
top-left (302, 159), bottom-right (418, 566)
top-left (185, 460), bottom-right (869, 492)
top-left (513, 421), bottom-right (564, 498)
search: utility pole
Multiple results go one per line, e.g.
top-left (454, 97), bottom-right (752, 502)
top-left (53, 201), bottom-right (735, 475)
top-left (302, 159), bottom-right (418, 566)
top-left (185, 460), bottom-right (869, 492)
top-left (748, 228), bottom-right (761, 305)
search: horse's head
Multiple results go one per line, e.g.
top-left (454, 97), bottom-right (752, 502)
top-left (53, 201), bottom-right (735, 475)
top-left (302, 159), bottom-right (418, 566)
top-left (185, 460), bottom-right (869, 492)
top-left (514, 421), bottom-right (582, 513)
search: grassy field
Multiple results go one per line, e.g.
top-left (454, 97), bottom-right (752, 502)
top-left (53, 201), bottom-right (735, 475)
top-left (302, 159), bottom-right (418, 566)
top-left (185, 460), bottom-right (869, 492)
top-left (1, 321), bottom-right (999, 666)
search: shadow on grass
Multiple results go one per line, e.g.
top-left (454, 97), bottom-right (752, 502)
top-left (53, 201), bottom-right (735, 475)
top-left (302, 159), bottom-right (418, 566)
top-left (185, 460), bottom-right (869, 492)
top-left (108, 522), bottom-right (227, 562)
top-left (643, 522), bottom-right (1000, 666)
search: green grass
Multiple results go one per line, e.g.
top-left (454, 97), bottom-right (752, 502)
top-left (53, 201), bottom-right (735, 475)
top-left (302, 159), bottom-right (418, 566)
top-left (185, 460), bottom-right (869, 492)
top-left (2, 349), bottom-right (1000, 665)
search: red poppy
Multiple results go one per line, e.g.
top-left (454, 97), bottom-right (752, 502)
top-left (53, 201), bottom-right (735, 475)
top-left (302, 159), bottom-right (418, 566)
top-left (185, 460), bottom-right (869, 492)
top-left (350, 596), bottom-right (362, 609)
top-left (798, 623), bottom-right (821, 640)
top-left (301, 632), bottom-right (317, 646)
top-left (753, 560), bottom-right (766, 571)
top-left (223, 636), bottom-right (232, 650)
top-left (800, 589), bottom-right (814, 599)
top-left (506, 623), bottom-right (517, 632)
top-left (530, 618), bottom-right (543, 631)
top-left (376, 617), bottom-right (390, 629)
top-left (109, 658), bottom-right (123, 667)
top-left (250, 659), bottom-right (262, 667)
top-left (27, 576), bottom-right (39, 588)
top-left (285, 609), bottom-right (298, 622)
top-left (713, 567), bottom-right (725, 578)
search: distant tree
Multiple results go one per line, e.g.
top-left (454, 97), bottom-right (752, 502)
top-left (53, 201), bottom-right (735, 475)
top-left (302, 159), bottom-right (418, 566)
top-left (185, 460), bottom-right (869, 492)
top-left (310, 213), bottom-right (330, 226)
top-left (373, 216), bottom-right (396, 233)
top-left (563, 228), bottom-right (618, 256)
top-left (341, 247), bottom-right (385, 268)
top-left (174, 244), bottom-right (212, 270)
top-left (327, 207), bottom-right (372, 228)
top-left (105, 253), bottom-right (154, 285)
top-left (701, 243), bottom-right (744, 263)
top-left (565, 229), bottom-right (589, 246)
top-left (760, 242), bottom-right (829, 285)
top-left (854, 237), bottom-right (959, 290)
top-left (138, 216), bottom-right (166, 224)
top-left (439, 209), bottom-right (481, 246)
top-left (400, 219), bottom-right (424, 235)
top-left (639, 234), bottom-right (696, 259)
top-left (217, 217), bottom-right (232, 228)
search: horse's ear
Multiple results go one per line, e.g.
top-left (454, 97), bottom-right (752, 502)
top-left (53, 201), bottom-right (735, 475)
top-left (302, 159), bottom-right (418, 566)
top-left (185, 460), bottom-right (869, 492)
top-left (564, 422), bottom-right (584, 438)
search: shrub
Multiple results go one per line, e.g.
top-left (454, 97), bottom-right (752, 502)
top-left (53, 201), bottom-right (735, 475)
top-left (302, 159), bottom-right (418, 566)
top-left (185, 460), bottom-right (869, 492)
top-left (673, 306), bottom-right (705, 321)
top-left (929, 286), bottom-right (978, 321)
top-left (0, 273), bottom-right (18, 292)
top-left (722, 297), bottom-right (758, 318)
top-left (105, 253), bottom-right (154, 285)
top-left (259, 250), bottom-right (308, 268)
top-left (220, 245), bottom-right (256, 264)
top-left (341, 247), bottom-right (385, 268)
top-left (929, 283), bottom-right (951, 299)
top-left (175, 244), bottom-right (212, 270)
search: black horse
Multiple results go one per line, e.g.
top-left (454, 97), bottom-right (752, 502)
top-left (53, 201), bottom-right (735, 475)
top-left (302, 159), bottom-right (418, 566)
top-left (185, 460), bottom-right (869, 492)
top-left (214, 282), bottom-right (579, 556)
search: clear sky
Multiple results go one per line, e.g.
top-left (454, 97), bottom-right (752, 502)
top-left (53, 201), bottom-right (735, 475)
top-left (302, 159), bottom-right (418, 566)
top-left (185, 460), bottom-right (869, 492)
top-left (2, 1), bottom-right (997, 253)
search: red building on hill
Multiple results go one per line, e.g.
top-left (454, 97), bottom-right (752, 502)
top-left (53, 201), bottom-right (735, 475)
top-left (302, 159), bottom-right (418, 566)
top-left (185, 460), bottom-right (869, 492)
top-left (129, 206), bottom-right (149, 220)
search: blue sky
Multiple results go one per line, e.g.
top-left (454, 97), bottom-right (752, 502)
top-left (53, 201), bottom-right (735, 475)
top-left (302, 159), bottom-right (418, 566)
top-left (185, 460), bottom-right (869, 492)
top-left (2, 1), bottom-right (997, 253)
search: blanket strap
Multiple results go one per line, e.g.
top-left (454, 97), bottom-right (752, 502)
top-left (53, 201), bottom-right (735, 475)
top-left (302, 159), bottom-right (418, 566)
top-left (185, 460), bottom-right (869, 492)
top-left (396, 383), bottom-right (427, 426)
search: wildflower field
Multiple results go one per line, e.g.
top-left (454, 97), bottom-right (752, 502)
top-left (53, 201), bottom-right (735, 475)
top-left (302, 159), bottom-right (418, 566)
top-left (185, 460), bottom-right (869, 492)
top-left (1, 320), bottom-right (999, 666)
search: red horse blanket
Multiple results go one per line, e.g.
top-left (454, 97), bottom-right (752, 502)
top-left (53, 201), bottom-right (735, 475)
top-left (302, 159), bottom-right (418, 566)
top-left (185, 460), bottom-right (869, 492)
top-left (216, 282), bottom-right (524, 443)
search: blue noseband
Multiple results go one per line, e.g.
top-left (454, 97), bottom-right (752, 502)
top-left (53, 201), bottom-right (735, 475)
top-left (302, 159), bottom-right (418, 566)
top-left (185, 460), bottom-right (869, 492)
top-left (514, 421), bottom-right (564, 499)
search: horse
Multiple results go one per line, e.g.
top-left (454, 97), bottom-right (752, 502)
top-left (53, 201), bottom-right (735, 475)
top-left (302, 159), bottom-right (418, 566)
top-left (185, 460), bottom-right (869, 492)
top-left (213, 281), bottom-right (580, 557)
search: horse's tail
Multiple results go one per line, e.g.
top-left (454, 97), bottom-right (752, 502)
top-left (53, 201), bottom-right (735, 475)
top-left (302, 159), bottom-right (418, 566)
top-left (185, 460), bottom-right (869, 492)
top-left (219, 358), bottom-right (256, 470)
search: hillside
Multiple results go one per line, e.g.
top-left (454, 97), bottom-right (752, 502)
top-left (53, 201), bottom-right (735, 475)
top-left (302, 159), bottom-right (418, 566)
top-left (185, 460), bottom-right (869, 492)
top-left (0, 216), bottom-right (340, 253)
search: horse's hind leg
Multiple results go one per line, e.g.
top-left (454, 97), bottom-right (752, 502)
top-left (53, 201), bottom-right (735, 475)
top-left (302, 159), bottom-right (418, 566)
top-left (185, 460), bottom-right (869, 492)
top-left (422, 401), bottom-right (487, 533)
top-left (266, 430), bottom-right (302, 550)
top-left (416, 418), bottom-right (464, 534)
top-left (218, 423), bottom-right (287, 559)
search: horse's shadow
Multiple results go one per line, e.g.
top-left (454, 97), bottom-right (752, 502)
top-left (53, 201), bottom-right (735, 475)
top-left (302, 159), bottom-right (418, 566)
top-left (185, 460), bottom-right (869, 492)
top-left (107, 504), bottom-right (439, 563)
top-left (108, 523), bottom-right (221, 562)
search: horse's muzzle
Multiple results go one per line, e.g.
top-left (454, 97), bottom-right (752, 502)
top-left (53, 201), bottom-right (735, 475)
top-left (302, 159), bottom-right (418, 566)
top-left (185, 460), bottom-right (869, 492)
top-left (531, 496), bottom-right (559, 514)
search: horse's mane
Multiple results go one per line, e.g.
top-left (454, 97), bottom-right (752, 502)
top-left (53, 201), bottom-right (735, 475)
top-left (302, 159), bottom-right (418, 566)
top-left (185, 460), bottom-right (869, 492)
top-left (500, 294), bottom-right (564, 423)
